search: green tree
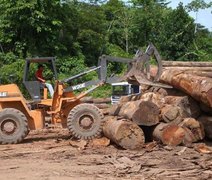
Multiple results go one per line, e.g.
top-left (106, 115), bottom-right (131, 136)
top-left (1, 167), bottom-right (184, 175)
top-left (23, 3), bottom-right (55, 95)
top-left (76, 2), bottom-right (107, 66)
top-left (0, 0), bottom-right (62, 57)
top-left (160, 3), bottom-right (195, 60)
top-left (131, 0), bottom-right (170, 50)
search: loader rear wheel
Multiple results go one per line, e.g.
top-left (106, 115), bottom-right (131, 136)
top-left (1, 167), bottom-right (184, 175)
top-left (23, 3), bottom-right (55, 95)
top-left (0, 108), bottom-right (28, 144)
top-left (67, 103), bottom-right (104, 140)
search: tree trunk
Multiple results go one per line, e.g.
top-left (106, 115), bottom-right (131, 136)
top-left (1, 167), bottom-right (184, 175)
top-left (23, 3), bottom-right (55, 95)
top-left (153, 123), bottom-right (185, 146)
top-left (93, 98), bottom-right (111, 104)
top-left (81, 97), bottom-right (111, 104)
top-left (148, 87), bottom-right (186, 97)
top-left (94, 103), bottom-right (110, 109)
top-left (118, 100), bottom-right (160, 126)
top-left (163, 67), bottom-right (212, 71)
top-left (160, 105), bottom-right (187, 124)
top-left (179, 118), bottom-right (205, 144)
top-left (162, 61), bottom-right (212, 67)
top-left (103, 116), bottom-right (145, 150)
top-left (184, 71), bottom-right (212, 78)
top-left (198, 116), bottom-right (212, 139)
top-left (160, 69), bottom-right (212, 108)
top-left (81, 96), bottom-right (93, 103)
top-left (164, 95), bottom-right (200, 118)
top-left (140, 92), bottom-right (165, 108)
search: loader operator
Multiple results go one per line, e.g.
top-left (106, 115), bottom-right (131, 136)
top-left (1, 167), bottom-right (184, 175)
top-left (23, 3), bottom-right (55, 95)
top-left (35, 64), bottom-right (54, 98)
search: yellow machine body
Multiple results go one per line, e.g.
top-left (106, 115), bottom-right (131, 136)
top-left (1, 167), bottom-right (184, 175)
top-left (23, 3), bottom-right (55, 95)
top-left (0, 83), bottom-right (81, 130)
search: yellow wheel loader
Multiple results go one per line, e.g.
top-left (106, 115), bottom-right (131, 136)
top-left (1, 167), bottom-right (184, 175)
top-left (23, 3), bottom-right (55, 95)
top-left (0, 43), bottom-right (170, 144)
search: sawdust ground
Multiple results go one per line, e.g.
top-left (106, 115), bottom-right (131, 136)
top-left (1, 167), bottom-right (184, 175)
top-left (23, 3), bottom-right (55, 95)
top-left (0, 128), bottom-right (211, 180)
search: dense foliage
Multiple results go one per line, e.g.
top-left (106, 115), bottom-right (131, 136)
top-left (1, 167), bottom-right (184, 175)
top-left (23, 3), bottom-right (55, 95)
top-left (0, 0), bottom-right (211, 97)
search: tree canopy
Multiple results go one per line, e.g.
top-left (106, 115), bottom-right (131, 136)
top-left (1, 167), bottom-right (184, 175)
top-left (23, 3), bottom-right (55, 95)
top-left (0, 0), bottom-right (211, 95)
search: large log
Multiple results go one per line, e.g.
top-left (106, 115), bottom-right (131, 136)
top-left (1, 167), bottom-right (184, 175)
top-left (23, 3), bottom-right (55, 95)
top-left (108, 103), bottom-right (122, 116)
top-left (140, 92), bottom-right (165, 108)
top-left (103, 116), bottom-right (145, 150)
top-left (184, 71), bottom-right (212, 78)
top-left (81, 97), bottom-right (111, 104)
top-left (81, 96), bottom-right (93, 103)
top-left (179, 118), bottom-right (205, 144)
top-left (94, 103), bottom-right (110, 109)
top-left (160, 105), bottom-right (187, 124)
top-left (160, 69), bottom-right (212, 108)
top-left (164, 67), bottom-right (212, 71)
top-left (162, 61), bottom-right (212, 67)
top-left (198, 116), bottom-right (212, 139)
top-left (153, 123), bottom-right (185, 146)
top-left (164, 95), bottom-right (201, 118)
top-left (148, 87), bottom-right (186, 97)
top-left (93, 98), bottom-right (111, 104)
top-left (118, 100), bottom-right (160, 126)
top-left (118, 94), bottom-right (142, 103)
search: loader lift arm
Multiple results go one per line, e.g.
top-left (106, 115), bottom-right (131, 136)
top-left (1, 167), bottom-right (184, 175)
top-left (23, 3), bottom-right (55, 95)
top-left (63, 43), bottom-right (171, 97)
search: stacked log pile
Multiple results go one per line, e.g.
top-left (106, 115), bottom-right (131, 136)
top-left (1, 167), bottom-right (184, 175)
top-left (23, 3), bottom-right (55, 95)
top-left (102, 61), bottom-right (212, 150)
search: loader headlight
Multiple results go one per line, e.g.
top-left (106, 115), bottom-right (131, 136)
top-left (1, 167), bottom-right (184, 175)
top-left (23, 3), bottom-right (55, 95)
top-left (0, 92), bottom-right (8, 97)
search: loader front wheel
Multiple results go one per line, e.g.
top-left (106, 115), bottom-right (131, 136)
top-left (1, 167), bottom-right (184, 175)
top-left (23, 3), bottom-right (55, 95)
top-left (67, 103), bottom-right (104, 140)
top-left (0, 108), bottom-right (28, 144)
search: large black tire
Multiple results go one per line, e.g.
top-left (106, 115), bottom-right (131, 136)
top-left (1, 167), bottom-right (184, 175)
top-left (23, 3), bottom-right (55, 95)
top-left (0, 108), bottom-right (28, 144)
top-left (67, 103), bottom-right (104, 140)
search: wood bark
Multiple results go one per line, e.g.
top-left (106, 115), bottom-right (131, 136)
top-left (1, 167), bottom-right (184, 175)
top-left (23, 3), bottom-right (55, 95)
top-left (118, 100), bottom-right (160, 126)
top-left (160, 69), bottom-right (212, 108)
top-left (118, 94), bottom-right (142, 103)
top-left (148, 87), bottom-right (186, 97)
top-left (162, 61), bottom-right (212, 67)
top-left (93, 98), bottom-right (111, 104)
top-left (164, 67), bottom-right (212, 71)
top-left (184, 71), bottom-right (212, 78)
top-left (81, 96), bottom-right (93, 103)
top-left (140, 92), bottom-right (165, 108)
top-left (179, 118), bottom-right (205, 144)
top-left (94, 103), bottom-right (110, 109)
top-left (198, 116), bottom-right (212, 139)
top-left (160, 105), bottom-right (186, 124)
top-left (164, 96), bottom-right (200, 118)
top-left (81, 97), bottom-right (111, 104)
top-left (153, 123), bottom-right (185, 146)
top-left (103, 116), bottom-right (145, 150)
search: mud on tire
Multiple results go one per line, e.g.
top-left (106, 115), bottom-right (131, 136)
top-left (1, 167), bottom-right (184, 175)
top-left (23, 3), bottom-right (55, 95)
top-left (67, 103), bottom-right (104, 140)
top-left (0, 108), bottom-right (28, 144)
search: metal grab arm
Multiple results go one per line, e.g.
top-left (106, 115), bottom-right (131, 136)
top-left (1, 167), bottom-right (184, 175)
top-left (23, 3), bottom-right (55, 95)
top-left (61, 66), bottom-right (101, 83)
top-left (63, 43), bottom-right (171, 93)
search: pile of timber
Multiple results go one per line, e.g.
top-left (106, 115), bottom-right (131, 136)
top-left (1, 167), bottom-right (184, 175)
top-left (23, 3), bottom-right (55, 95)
top-left (103, 61), bottom-right (212, 150)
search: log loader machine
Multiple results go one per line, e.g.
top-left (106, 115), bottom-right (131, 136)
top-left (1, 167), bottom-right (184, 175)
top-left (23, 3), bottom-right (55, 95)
top-left (0, 43), bottom-right (170, 144)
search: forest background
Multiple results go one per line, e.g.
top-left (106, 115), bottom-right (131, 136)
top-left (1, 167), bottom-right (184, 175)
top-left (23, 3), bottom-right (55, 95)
top-left (0, 0), bottom-right (211, 97)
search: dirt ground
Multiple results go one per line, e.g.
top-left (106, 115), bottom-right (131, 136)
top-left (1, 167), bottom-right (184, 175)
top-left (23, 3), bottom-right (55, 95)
top-left (0, 128), bottom-right (211, 180)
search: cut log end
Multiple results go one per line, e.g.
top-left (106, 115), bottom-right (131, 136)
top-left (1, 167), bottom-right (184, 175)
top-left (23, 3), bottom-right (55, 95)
top-left (132, 101), bottom-right (160, 126)
top-left (162, 124), bottom-right (185, 146)
top-left (153, 123), bottom-right (185, 146)
top-left (103, 116), bottom-right (145, 150)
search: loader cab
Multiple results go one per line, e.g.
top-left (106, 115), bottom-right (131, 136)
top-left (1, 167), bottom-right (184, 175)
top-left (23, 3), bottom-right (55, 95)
top-left (23, 57), bottom-right (58, 102)
top-left (111, 82), bottom-right (141, 104)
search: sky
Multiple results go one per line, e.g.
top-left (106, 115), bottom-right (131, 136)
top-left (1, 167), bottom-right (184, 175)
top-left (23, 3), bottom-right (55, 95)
top-left (169, 0), bottom-right (212, 31)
